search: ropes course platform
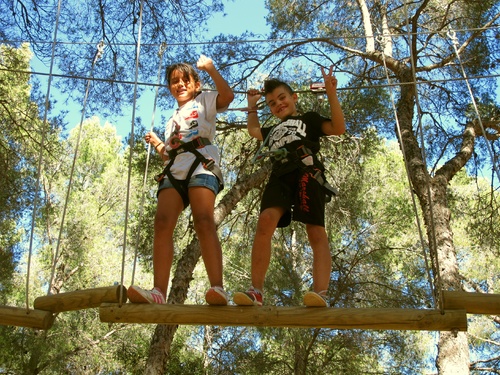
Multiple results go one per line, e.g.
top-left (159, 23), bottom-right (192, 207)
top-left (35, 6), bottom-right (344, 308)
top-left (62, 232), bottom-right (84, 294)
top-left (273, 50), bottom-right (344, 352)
top-left (442, 291), bottom-right (500, 315)
top-left (0, 305), bottom-right (55, 330)
top-left (4, 288), bottom-right (499, 331)
top-left (99, 303), bottom-right (467, 332)
top-left (33, 285), bottom-right (127, 313)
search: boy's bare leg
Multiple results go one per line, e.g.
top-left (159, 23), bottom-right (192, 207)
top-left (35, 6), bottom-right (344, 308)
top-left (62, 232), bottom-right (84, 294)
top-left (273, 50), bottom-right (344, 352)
top-left (305, 224), bottom-right (331, 293)
top-left (251, 207), bottom-right (284, 291)
top-left (189, 187), bottom-right (223, 287)
top-left (154, 188), bottom-right (184, 297)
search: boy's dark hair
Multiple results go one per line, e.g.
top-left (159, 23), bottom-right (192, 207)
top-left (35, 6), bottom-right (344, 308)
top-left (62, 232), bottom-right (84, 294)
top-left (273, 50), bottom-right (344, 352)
top-left (165, 62), bottom-right (201, 87)
top-left (263, 79), bottom-right (294, 96)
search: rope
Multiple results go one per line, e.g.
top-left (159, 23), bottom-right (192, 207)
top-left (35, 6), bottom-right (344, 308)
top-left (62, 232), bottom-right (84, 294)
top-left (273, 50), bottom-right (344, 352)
top-left (448, 28), bottom-right (500, 185)
top-left (25, 0), bottom-right (63, 311)
top-left (403, 1), bottom-right (443, 312)
top-left (2, 66), bottom-right (500, 94)
top-left (2, 24), bottom-right (498, 47)
top-left (129, 42), bottom-right (167, 287)
top-left (47, 41), bottom-right (105, 296)
top-left (376, 31), bottom-right (441, 311)
top-left (119, 0), bottom-right (145, 307)
top-left (251, 122), bottom-right (275, 163)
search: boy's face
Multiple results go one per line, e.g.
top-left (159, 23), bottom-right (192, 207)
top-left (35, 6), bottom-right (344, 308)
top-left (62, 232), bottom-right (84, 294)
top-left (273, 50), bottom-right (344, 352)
top-left (265, 86), bottom-right (299, 120)
top-left (168, 69), bottom-right (201, 106)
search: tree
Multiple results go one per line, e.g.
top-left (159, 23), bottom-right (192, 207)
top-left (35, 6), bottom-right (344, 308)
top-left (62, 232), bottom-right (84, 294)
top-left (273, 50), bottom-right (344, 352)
top-left (0, 43), bottom-right (51, 303)
top-left (0, 115), bottom-right (154, 374)
top-left (0, 0), bottom-right (225, 115)
top-left (227, 1), bottom-right (499, 373)
top-left (2, 1), bottom-right (500, 373)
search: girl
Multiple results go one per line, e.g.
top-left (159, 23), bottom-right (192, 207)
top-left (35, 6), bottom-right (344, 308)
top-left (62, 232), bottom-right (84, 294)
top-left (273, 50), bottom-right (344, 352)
top-left (128, 55), bottom-right (234, 305)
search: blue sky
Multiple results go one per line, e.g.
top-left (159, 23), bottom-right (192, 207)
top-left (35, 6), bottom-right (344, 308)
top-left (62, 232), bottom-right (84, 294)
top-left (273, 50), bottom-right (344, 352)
top-left (42, 0), bottom-right (270, 139)
top-left (209, 0), bottom-right (269, 35)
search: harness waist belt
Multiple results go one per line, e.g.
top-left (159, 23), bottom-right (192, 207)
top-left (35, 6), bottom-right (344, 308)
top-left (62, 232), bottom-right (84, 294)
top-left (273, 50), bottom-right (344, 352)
top-left (168, 137), bottom-right (212, 159)
top-left (155, 137), bottom-right (224, 208)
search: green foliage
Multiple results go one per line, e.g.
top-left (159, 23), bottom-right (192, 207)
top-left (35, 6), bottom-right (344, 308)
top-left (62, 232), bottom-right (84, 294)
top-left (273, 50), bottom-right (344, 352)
top-left (0, 112), bottom-right (155, 373)
top-left (1, 0), bottom-right (500, 373)
top-left (0, 44), bottom-right (39, 295)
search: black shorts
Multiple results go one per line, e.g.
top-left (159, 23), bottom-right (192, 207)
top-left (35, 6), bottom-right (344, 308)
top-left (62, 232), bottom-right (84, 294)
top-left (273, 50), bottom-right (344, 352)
top-left (260, 169), bottom-right (326, 228)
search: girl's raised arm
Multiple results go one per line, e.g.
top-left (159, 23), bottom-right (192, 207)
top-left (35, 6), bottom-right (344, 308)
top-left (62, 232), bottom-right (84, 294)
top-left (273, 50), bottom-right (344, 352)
top-left (197, 55), bottom-right (234, 110)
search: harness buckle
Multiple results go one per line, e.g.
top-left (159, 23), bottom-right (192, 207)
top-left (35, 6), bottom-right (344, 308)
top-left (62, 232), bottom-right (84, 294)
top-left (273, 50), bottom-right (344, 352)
top-left (312, 169), bottom-right (322, 180)
top-left (296, 145), bottom-right (314, 165)
top-left (296, 145), bottom-right (309, 158)
top-left (203, 159), bottom-right (215, 171)
top-left (193, 137), bottom-right (206, 149)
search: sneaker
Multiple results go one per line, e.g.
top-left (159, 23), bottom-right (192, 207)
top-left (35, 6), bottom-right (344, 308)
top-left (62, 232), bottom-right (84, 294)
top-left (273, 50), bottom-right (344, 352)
top-left (303, 291), bottom-right (328, 307)
top-left (127, 285), bottom-right (165, 304)
top-left (205, 286), bottom-right (228, 306)
top-left (233, 287), bottom-right (263, 306)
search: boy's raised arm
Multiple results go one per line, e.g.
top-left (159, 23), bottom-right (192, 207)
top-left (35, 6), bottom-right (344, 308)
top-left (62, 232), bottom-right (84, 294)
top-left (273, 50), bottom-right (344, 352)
top-left (320, 65), bottom-right (346, 136)
top-left (246, 89), bottom-right (263, 140)
top-left (197, 54), bottom-right (234, 110)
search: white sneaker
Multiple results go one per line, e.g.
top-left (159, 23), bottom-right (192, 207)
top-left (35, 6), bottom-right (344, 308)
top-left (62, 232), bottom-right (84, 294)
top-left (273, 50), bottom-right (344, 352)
top-left (128, 286), bottom-right (165, 304)
top-left (205, 286), bottom-right (228, 305)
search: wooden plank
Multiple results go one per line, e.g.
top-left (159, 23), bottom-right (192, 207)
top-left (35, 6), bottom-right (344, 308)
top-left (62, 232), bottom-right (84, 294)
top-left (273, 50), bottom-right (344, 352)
top-left (442, 291), bottom-right (500, 315)
top-left (99, 304), bottom-right (467, 331)
top-left (34, 285), bottom-right (127, 313)
top-left (0, 305), bottom-right (55, 330)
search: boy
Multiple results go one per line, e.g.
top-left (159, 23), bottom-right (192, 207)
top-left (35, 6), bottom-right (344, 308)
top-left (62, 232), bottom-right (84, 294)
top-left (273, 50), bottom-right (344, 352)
top-left (233, 66), bottom-right (345, 307)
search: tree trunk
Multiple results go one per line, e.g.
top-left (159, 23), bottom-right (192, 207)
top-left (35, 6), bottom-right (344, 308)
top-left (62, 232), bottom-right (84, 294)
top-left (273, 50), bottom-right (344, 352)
top-left (143, 165), bottom-right (270, 374)
top-left (202, 326), bottom-right (213, 373)
top-left (430, 180), bottom-right (470, 374)
top-left (356, 0), bottom-right (375, 52)
top-left (294, 339), bottom-right (306, 375)
top-left (396, 70), bottom-right (470, 374)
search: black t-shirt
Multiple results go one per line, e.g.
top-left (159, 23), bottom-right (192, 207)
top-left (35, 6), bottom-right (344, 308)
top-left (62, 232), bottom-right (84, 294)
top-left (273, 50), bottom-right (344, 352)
top-left (261, 111), bottom-right (329, 175)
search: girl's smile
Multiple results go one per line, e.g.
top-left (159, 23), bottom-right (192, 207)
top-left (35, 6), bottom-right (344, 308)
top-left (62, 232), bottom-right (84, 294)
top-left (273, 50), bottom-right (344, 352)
top-left (168, 69), bottom-right (201, 106)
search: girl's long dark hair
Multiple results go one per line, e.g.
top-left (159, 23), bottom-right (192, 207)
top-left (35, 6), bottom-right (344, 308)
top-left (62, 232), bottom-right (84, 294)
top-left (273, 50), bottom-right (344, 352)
top-left (165, 63), bottom-right (201, 87)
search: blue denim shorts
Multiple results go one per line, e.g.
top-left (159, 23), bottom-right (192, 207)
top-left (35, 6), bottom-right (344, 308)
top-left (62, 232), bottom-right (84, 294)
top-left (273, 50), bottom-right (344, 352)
top-left (158, 173), bottom-right (220, 196)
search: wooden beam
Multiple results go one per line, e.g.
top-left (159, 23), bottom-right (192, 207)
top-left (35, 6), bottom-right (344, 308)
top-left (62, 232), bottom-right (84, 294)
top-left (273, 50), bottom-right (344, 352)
top-left (34, 285), bottom-right (127, 313)
top-left (0, 305), bottom-right (55, 330)
top-left (442, 291), bottom-right (500, 315)
top-left (99, 304), bottom-right (467, 331)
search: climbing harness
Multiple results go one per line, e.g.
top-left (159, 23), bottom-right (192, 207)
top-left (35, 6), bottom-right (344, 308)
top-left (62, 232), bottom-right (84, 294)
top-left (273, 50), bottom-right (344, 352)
top-left (256, 143), bottom-right (338, 200)
top-left (155, 136), bottom-right (224, 207)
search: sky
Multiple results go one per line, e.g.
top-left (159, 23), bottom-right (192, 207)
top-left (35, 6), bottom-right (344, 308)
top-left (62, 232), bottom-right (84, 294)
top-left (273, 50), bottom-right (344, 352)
top-left (29, 0), bottom-right (270, 139)
top-left (209, 0), bottom-right (269, 35)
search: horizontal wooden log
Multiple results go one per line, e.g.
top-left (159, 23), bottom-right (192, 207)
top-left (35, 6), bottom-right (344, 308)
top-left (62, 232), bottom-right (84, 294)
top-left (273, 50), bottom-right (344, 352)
top-left (442, 291), bottom-right (500, 315)
top-left (34, 285), bottom-right (127, 313)
top-left (0, 305), bottom-right (55, 330)
top-left (99, 304), bottom-right (467, 331)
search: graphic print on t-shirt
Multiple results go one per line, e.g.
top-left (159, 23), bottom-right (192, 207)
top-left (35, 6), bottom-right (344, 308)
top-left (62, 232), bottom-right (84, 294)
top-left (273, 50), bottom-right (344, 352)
top-left (267, 118), bottom-right (307, 150)
top-left (167, 122), bottom-right (183, 149)
top-left (166, 105), bottom-right (200, 148)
